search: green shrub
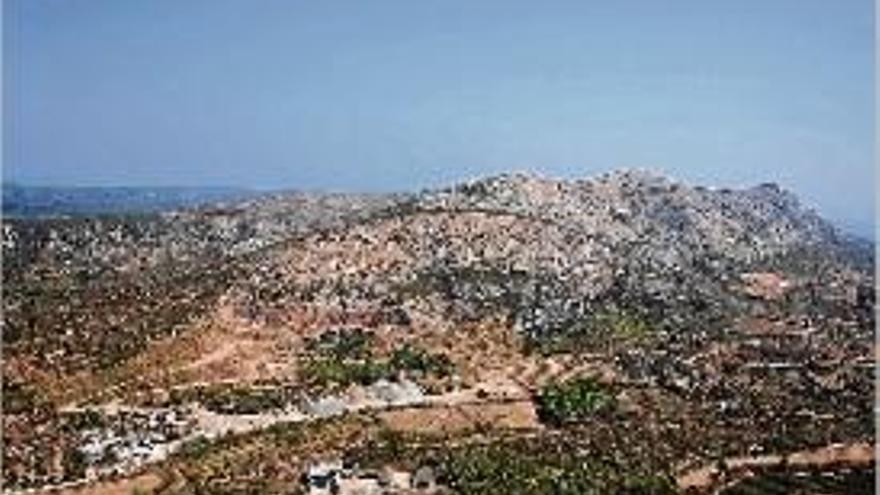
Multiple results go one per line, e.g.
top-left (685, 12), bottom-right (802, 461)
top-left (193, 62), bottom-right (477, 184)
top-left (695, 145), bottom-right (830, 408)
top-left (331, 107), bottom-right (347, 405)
top-left (439, 443), bottom-right (677, 495)
top-left (306, 327), bottom-right (373, 359)
top-left (620, 474), bottom-right (680, 494)
top-left (179, 435), bottom-right (213, 460)
top-left (200, 387), bottom-right (286, 414)
top-left (390, 345), bottom-right (453, 377)
top-left (535, 377), bottom-right (615, 426)
top-left (301, 345), bottom-right (453, 389)
top-left (62, 448), bottom-right (89, 480)
top-left (528, 308), bottom-right (653, 355)
top-left (64, 409), bottom-right (108, 431)
top-left (599, 310), bottom-right (652, 341)
top-left (169, 384), bottom-right (291, 414)
top-left (301, 358), bottom-right (392, 388)
top-left (2, 382), bottom-right (42, 414)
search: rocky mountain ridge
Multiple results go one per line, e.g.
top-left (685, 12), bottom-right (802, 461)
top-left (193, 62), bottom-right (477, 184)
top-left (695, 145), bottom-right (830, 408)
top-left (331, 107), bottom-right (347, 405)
top-left (1, 170), bottom-right (874, 494)
top-left (3, 171), bottom-right (871, 371)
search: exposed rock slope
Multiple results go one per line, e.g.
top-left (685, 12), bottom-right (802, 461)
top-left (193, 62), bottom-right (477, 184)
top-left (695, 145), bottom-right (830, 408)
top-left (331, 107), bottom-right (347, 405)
top-left (1, 170), bottom-right (874, 493)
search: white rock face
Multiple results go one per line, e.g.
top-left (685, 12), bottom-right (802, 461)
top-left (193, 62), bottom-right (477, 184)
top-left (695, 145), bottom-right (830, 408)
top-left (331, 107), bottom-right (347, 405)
top-left (302, 396), bottom-right (349, 417)
top-left (364, 379), bottom-right (424, 405)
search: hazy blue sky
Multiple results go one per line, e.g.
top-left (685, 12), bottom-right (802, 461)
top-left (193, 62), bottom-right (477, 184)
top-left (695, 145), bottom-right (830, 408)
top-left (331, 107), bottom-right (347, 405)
top-left (3, 1), bottom-right (874, 235)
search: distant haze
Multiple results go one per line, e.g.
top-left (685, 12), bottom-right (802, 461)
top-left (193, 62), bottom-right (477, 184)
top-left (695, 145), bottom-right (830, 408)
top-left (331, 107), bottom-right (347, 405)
top-left (3, 1), bottom-right (874, 238)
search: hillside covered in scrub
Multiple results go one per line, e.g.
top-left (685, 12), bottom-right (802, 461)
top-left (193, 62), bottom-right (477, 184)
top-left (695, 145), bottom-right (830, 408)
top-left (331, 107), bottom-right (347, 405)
top-left (2, 170), bottom-right (874, 494)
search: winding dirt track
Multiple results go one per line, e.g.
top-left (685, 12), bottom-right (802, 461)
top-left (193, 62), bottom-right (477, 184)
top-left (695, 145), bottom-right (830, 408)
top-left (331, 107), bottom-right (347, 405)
top-left (45, 474), bottom-right (163, 495)
top-left (676, 441), bottom-right (875, 493)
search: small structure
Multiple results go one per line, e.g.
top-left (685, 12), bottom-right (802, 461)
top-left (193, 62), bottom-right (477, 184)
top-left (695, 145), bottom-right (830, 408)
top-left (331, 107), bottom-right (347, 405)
top-left (411, 466), bottom-right (436, 490)
top-left (305, 459), bottom-right (432, 494)
top-left (306, 460), bottom-right (344, 494)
